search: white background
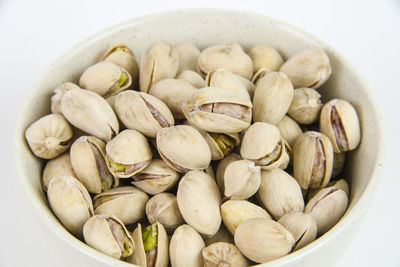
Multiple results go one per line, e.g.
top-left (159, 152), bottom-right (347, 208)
top-left (1, 0), bottom-right (399, 266)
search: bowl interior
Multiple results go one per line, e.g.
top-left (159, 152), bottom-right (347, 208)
top-left (14, 9), bottom-right (384, 267)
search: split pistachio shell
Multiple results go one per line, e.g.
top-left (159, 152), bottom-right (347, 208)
top-left (25, 114), bottom-right (73, 159)
top-left (248, 45), bottom-right (284, 72)
top-left (128, 222), bottom-right (169, 267)
top-left (276, 115), bottom-right (303, 147)
top-left (50, 82), bottom-right (80, 114)
top-left (106, 129), bottom-right (152, 178)
top-left (156, 125), bottom-right (211, 172)
top-left (234, 218), bottom-right (295, 263)
top-left (197, 43), bottom-right (253, 80)
top-left (100, 43), bottom-right (139, 83)
top-left (42, 152), bottom-right (76, 191)
top-left (149, 79), bottom-right (198, 119)
top-left (70, 136), bottom-right (117, 193)
top-left (251, 67), bottom-right (269, 85)
top-left (182, 86), bottom-right (252, 134)
top-left (176, 70), bottom-right (205, 88)
top-left (278, 212), bottom-right (317, 250)
top-left (202, 242), bottom-right (249, 267)
top-left (61, 88), bottom-right (119, 142)
top-left (252, 71), bottom-right (294, 125)
top-left (140, 41), bottom-right (179, 93)
top-left (240, 122), bottom-right (288, 170)
top-left (177, 171), bottom-right (221, 236)
top-left (83, 214), bottom-right (134, 259)
top-left (115, 90), bottom-right (175, 138)
top-left (221, 199), bottom-right (271, 235)
top-left (79, 61), bottom-right (132, 97)
top-left (146, 193), bottom-right (184, 232)
top-left (132, 159), bottom-right (179, 195)
top-left (205, 69), bottom-right (252, 99)
top-left (288, 88), bottom-right (323, 125)
top-left (320, 99), bottom-right (361, 153)
top-left (280, 47), bottom-right (332, 89)
top-left (305, 187), bottom-right (348, 234)
top-left (328, 179), bottom-right (349, 196)
top-left (216, 153), bottom-right (242, 195)
top-left (332, 152), bottom-right (346, 178)
top-left (258, 168), bottom-right (305, 220)
top-left (176, 43), bottom-right (200, 73)
top-left (93, 186), bottom-right (149, 225)
top-left (293, 131), bottom-right (334, 190)
top-left (47, 176), bottom-right (93, 238)
top-left (170, 224), bottom-right (205, 267)
top-left (205, 225), bottom-right (234, 246)
top-left (224, 160), bottom-right (261, 199)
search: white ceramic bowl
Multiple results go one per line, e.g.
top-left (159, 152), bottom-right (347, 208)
top-left (14, 9), bottom-right (385, 267)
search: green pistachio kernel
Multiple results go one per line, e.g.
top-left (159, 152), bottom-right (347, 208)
top-left (111, 160), bottom-right (126, 173)
top-left (117, 72), bottom-right (128, 87)
top-left (142, 224), bottom-right (158, 252)
top-left (209, 133), bottom-right (235, 156)
top-left (115, 47), bottom-right (128, 53)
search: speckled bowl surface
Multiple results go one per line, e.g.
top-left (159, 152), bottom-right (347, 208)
top-left (14, 9), bottom-right (385, 267)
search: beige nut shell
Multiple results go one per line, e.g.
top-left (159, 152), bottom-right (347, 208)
top-left (202, 242), bottom-right (249, 267)
top-left (224, 160), bottom-right (261, 199)
top-left (176, 43), bottom-right (200, 73)
top-left (248, 45), bottom-right (284, 72)
top-left (42, 152), bottom-right (76, 191)
top-left (276, 115), bottom-right (303, 147)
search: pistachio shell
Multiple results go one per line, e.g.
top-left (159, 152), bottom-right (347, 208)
top-left (205, 69), bottom-right (252, 99)
top-left (149, 78), bottom-right (198, 119)
top-left (140, 41), bottom-right (179, 93)
top-left (106, 129), bottom-right (152, 178)
top-left (278, 212), bottom-right (317, 250)
top-left (177, 70), bottom-right (205, 88)
top-left (276, 115), bottom-right (303, 147)
top-left (320, 99), bottom-right (361, 153)
top-left (216, 153), bottom-right (242, 195)
top-left (61, 88), bottom-right (119, 142)
top-left (132, 159), bottom-right (179, 195)
top-left (248, 45), bottom-right (284, 72)
top-left (177, 171), bottom-right (221, 236)
top-left (170, 224), bottom-right (205, 267)
top-left (70, 136), bottom-right (117, 193)
top-left (204, 224), bottom-right (234, 246)
top-left (293, 131), bottom-right (334, 190)
top-left (42, 152), bottom-right (76, 191)
top-left (50, 82), bottom-right (80, 114)
top-left (176, 43), bottom-right (200, 73)
top-left (146, 192), bottom-right (184, 232)
top-left (198, 43), bottom-right (253, 79)
top-left (224, 160), bottom-right (261, 199)
top-left (25, 114), bottom-right (73, 159)
top-left (234, 218), bottom-right (294, 263)
top-left (115, 90), bottom-right (175, 138)
top-left (47, 176), bottom-right (93, 238)
top-left (205, 165), bottom-right (216, 180)
top-left (288, 88), bottom-right (322, 125)
top-left (280, 47), bottom-right (332, 89)
top-left (182, 86), bottom-right (252, 134)
top-left (202, 242), bottom-right (249, 267)
top-left (258, 168), bottom-right (305, 220)
top-left (221, 199), bottom-right (271, 235)
top-left (252, 71), bottom-right (294, 125)
top-left (156, 125), bottom-right (211, 172)
top-left (93, 186), bottom-right (149, 225)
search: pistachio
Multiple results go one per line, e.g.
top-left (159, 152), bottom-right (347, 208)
top-left (61, 88), bottom-right (119, 142)
top-left (177, 171), bottom-right (221, 236)
top-left (221, 199), bottom-right (271, 235)
top-left (252, 71), bottom-right (294, 125)
top-left (70, 136), bottom-right (117, 193)
top-left (106, 129), bottom-right (152, 178)
top-left (47, 176), bottom-right (93, 238)
top-left (115, 90), bottom-right (175, 138)
top-left (140, 41), bottom-right (179, 93)
top-left (176, 70), bottom-right (205, 88)
top-left (176, 43), bottom-right (200, 73)
top-left (42, 152), bottom-right (76, 191)
top-left (224, 160), bottom-right (261, 199)
top-left (280, 47), bottom-right (332, 89)
top-left (170, 224), bottom-right (205, 267)
top-left (332, 152), bottom-right (346, 178)
top-left (320, 99), bottom-right (361, 153)
top-left (146, 193), bottom-right (184, 232)
top-left (25, 114), bottom-right (73, 159)
top-left (156, 125), bottom-right (211, 172)
top-left (50, 82), bottom-right (80, 114)
top-left (305, 186), bottom-right (348, 234)
top-left (93, 186), bottom-right (149, 225)
top-left (205, 225), bottom-right (234, 246)
top-left (293, 131), bottom-right (334, 190)
top-left (202, 242), bottom-right (249, 267)
top-left (182, 86), bottom-right (252, 134)
top-left (288, 88), bottom-right (323, 125)
top-left (251, 67), bottom-right (269, 85)
top-left (216, 153), bottom-right (242, 195)
top-left (307, 178), bottom-right (349, 201)
top-left (205, 68), bottom-right (252, 99)
top-left (248, 45), bottom-right (284, 72)
top-left (234, 218), bottom-right (294, 263)
top-left (276, 115), bottom-right (303, 147)
top-left (83, 214), bottom-right (134, 259)
top-left (198, 43), bottom-right (253, 79)
top-left (278, 212), bottom-right (317, 250)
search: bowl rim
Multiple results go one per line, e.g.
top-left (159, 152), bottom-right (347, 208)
top-left (13, 8), bottom-right (386, 267)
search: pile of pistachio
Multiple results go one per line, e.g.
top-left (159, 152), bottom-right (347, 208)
top-left (25, 41), bottom-right (361, 266)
